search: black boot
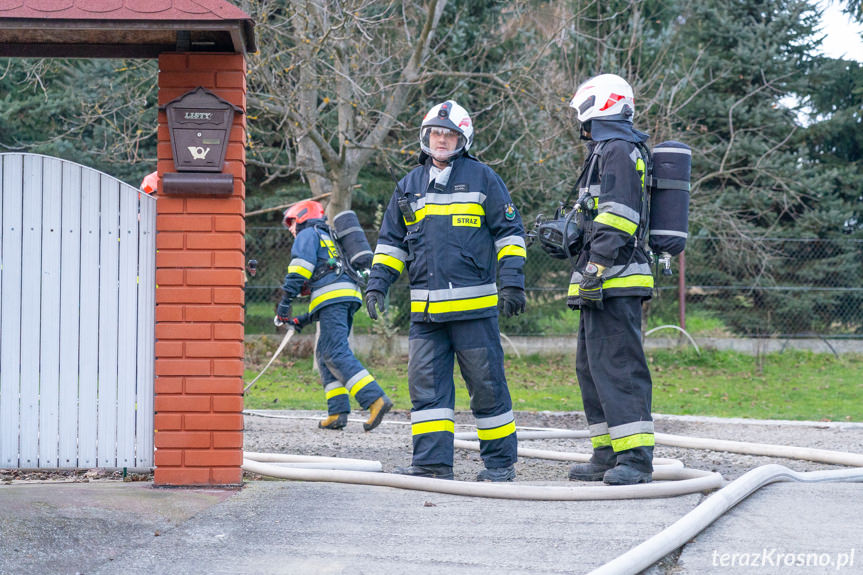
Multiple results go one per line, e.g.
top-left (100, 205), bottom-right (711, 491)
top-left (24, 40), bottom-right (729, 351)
top-left (569, 446), bottom-right (616, 481)
top-left (393, 464), bottom-right (454, 480)
top-left (603, 464), bottom-right (652, 485)
top-left (477, 465), bottom-right (516, 482)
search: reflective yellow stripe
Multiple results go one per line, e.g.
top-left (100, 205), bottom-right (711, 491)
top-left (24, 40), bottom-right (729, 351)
top-left (611, 433), bottom-right (655, 452)
top-left (636, 157), bottom-right (645, 191)
top-left (288, 265), bottom-right (313, 279)
top-left (404, 206), bottom-right (426, 225)
top-left (594, 212), bottom-right (638, 235)
top-left (349, 374), bottom-right (375, 397)
top-left (412, 420), bottom-right (455, 435)
top-left (497, 245), bottom-right (526, 260)
top-left (477, 421), bottom-right (516, 441)
top-left (569, 275), bottom-right (654, 295)
top-left (602, 275), bottom-right (654, 289)
top-left (410, 294), bottom-right (498, 315)
top-left (591, 434), bottom-right (612, 448)
top-left (320, 238), bottom-right (338, 258)
top-left (310, 288), bottom-right (363, 312)
top-left (372, 253), bottom-right (405, 274)
top-left (325, 387), bottom-right (348, 400)
top-left (425, 203), bottom-right (485, 217)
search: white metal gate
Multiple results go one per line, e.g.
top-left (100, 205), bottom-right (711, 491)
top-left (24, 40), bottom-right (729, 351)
top-left (0, 153), bottom-right (155, 469)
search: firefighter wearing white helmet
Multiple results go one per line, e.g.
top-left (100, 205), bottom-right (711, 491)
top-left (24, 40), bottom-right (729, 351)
top-left (562, 74), bottom-right (656, 486)
top-left (366, 100), bottom-right (527, 482)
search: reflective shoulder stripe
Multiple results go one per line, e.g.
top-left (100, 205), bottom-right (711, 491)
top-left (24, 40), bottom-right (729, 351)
top-left (594, 212), bottom-right (638, 235)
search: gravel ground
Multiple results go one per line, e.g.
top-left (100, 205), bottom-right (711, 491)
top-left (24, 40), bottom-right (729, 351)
top-left (4, 409), bottom-right (861, 484)
top-left (242, 409), bottom-right (863, 483)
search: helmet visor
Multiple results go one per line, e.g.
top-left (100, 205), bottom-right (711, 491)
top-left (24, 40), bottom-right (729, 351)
top-left (420, 126), bottom-right (466, 162)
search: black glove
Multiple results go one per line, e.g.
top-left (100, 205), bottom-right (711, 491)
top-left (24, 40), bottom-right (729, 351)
top-left (365, 290), bottom-right (386, 320)
top-left (274, 301), bottom-right (292, 327)
top-left (499, 286), bottom-right (526, 318)
top-left (578, 263), bottom-right (604, 310)
top-left (289, 313), bottom-right (313, 333)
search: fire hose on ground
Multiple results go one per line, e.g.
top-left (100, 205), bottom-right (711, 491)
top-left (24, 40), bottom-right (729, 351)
top-left (240, 412), bottom-right (863, 573)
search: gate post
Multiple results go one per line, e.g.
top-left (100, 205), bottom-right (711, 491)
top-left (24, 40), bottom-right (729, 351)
top-left (153, 53), bottom-right (246, 486)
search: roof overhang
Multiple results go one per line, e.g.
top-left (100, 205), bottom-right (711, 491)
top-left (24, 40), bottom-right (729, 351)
top-left (0, 18), bottom-right (256, 59)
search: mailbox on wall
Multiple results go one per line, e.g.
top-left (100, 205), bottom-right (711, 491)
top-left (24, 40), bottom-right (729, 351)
top-left (160, 87), bottom-right (243, 196)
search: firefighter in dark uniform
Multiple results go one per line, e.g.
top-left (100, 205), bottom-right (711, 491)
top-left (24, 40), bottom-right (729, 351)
top-left (365, 100), bottom-right (527, 481)
top-left (564, 74), bottom-right (655, 485)
top-left (276, 200), bottom-right (393, 432)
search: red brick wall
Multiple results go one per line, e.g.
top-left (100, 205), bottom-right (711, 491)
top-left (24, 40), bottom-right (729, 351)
top-left (154, 53), bottom-right (246, 486)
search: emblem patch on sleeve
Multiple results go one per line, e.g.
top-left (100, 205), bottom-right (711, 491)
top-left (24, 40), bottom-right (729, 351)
top-left (504, 203), bottom-right (517, 220)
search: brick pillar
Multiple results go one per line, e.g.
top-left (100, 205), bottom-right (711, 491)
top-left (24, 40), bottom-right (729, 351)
top-left (153, 53), bottom-right (246, 486)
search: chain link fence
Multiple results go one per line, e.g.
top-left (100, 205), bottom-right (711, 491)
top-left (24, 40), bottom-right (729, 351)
top-left (245, 227), bottom-right (863, 339)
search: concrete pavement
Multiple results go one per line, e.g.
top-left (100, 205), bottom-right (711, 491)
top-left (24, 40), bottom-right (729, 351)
top-left (2, 476), bottom-right (861, 574)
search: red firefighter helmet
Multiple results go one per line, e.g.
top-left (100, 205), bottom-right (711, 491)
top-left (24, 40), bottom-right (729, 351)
top-left (282, 200), bottom-right (325, 233)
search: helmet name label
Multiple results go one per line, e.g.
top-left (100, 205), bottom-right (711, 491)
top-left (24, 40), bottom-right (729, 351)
top-left (452, 215), bottom-right (481, 227)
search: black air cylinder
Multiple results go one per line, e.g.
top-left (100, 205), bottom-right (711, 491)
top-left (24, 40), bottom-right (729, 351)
top-left (648, 141), bottom-right (691, 256)
top-left (331, 210), bottom-right (373, 271)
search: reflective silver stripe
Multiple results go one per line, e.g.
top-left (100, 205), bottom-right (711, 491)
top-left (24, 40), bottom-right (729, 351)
top-left (589, 422), bottom-right (609, 437)
top-left (411, 283), bottom-right (497, 303)
top-left (609, 421), bottom-right (654, 439)
top-left (345, 369), bottom-right (371, 391)
top-left (650, 229), bottom-right (689, 238)
top-left (603, 262), bottom-right (652, 278)
top-left (337, 225), bottom-right (365, 237)
top-left (475, 411), bottom-right (514, 430)
top-left (375, 243), bottom-right (408, 260)
top-left (289, 258), bottom-right (315, 273)
top-left (425, 191), bottom-right (487, 205)
top-left (324, 382), bottom-right (343, 392)
top-left (494, 235), bottom-right (526, 251)
top-left (411, 408), bottom-right (456, 424)
top-left (349, 250), bottom-right (373, 265)
top-left (412, 197), bottom-right (427, 210)
top-left (310, 281), bottom-right (360, 299)
top-left (629, 148), bottom-right (645, 164)
top-left (588, 184), bottom-right (601, 196)
top-left (654, 146), bottom-right (691, 156)
top-left (598, 201), bottom-right (640, 223)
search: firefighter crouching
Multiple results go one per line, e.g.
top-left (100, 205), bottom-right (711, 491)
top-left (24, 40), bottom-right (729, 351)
top-left (560, 74), bottom-right (656, 485)
top-left (365, 100), bottom-right (527, 481)
top-left (276, 200), bottom-right (393, 432)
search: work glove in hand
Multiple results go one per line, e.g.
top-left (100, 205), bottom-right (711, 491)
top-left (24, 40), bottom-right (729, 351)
top-left (289, 313), bottom-right (313, 333)
top-left (365, 290), bottom-right (386, 320)
top-left (578, 265), bottom-right (604, 310)
top-left (499, 286), bottom-right (526, 318)
top-left (274, 301), bottom-right (292, 327)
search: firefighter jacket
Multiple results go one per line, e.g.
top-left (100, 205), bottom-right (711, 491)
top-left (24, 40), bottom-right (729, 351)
top-left (368, 155), bottom-right (526, 323)
top-left (568, 138), bottom-right (654, 301)
top-left (279, 219), bottom-right (362, 315)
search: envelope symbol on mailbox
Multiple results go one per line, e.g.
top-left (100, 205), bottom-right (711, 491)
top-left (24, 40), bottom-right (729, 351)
top-left (187, 146), bottom-right (211, 160)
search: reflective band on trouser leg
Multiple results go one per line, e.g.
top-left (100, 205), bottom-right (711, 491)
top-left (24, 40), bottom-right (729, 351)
top-left (611, 433), bottom-right (655, 451)
top-left (411, 407), bottom-right (456, 467)
top-left (322, 380), bottom-right (349, 415)
top-left (591, 433), bottom-right (612, 449)
top-left (345, 369), bottom-right (384, 409)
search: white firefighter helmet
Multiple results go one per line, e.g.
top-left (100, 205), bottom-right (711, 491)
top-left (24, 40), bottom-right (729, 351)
top-left (569, 74), bottom-right (635, 123)
top-left (419, 100), bottom-right (473, 162)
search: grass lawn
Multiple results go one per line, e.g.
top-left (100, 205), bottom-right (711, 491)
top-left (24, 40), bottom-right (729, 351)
top-left (244, 346), bottom-right (863, 422)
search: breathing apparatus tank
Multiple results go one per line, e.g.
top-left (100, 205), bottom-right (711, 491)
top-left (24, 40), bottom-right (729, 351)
top-left (331, 210), bottom-right (374, 279)
top-left (647, 141), bottom-right (691, 271)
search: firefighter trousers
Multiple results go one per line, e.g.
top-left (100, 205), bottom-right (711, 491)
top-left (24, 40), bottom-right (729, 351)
top-left (576, 296), bottom-right (654, 472)
top-left (407, 316), bottom-right (517, 469)
top-left (316, 302), bottom-right (386, 415)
